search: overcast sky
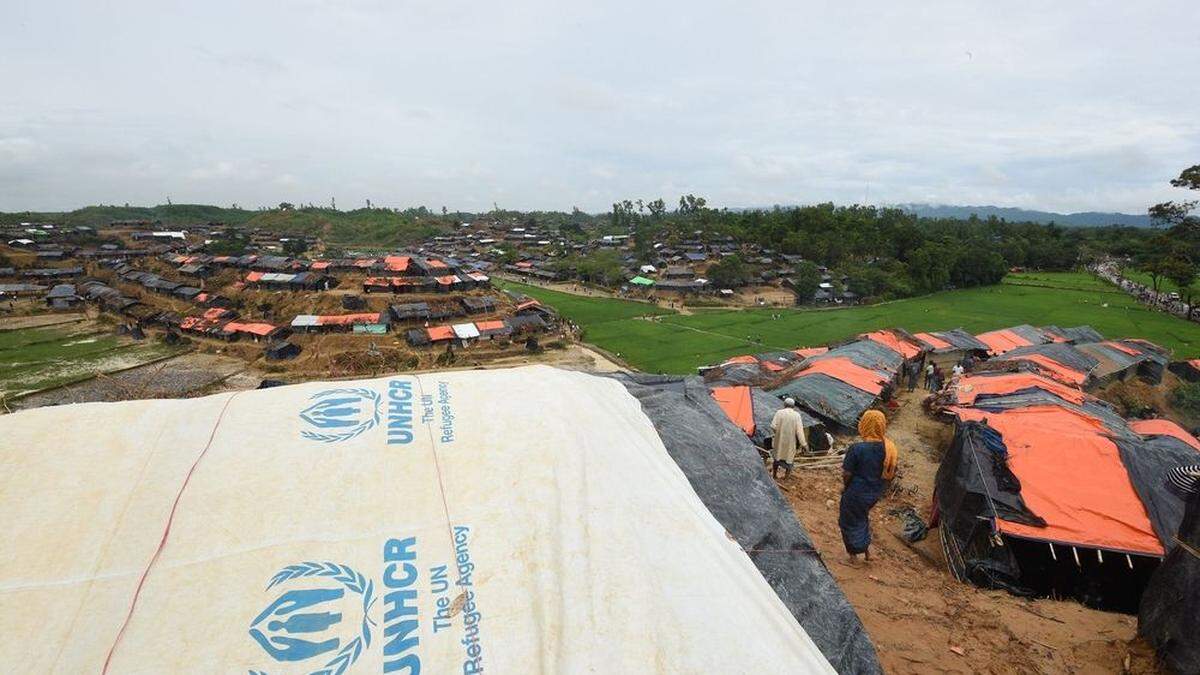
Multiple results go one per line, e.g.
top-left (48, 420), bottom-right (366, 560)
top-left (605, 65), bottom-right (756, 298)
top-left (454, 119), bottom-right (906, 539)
top-left (2, 1), bottom-right (1198, 214)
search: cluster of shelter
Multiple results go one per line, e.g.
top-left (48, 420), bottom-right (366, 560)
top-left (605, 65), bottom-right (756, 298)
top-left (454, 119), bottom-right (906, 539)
top-left (695, 321), bottom-right (1200, 669)
top-left (2, 219), bottom-right (562, 361)
top-left (413, 220), bottom-right (848, 303)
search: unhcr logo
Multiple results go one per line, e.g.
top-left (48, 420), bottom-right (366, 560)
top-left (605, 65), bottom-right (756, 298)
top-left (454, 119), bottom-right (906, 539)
top-left (299, 388), bottom-right (382, 443)
top-left (249, 562), bottom-right (376, 675)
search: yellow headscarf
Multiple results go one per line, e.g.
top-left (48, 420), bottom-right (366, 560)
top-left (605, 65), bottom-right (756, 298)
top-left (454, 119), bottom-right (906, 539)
top-left (858, 409), bottom-right (898, 480)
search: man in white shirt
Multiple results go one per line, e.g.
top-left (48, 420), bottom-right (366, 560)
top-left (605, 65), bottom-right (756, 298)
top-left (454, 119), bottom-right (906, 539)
top-left (770, 398), bottom-right (808, 479)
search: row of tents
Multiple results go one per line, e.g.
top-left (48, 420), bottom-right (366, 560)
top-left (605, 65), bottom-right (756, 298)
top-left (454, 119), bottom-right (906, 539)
top-left (699, 323), bottom-right (1198, 669)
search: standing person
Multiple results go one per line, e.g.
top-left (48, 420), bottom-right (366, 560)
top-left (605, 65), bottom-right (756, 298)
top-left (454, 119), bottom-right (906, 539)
top-left (769, 398), bottom-right (808, 479)
top-left (839, 410), bottom-right (899, 564)
top-left (924, 361), bottom-right (935, 389)
top-left (951, 362), bottom-right (964, 379)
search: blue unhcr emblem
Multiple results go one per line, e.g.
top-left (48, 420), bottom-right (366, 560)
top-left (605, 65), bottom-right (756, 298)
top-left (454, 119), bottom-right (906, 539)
top-left (299, 388), bottom-right (382, 443)
top-left (249, 562), bottom-right (376, 675)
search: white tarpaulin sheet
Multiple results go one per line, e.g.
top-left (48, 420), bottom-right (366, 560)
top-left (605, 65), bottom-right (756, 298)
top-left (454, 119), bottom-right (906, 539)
top-left (0, 365), bottom-right (832, 674)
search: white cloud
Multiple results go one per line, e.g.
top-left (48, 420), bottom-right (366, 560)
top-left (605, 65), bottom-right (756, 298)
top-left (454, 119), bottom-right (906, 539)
top-left (0, 0), bottom-right (1197, 213)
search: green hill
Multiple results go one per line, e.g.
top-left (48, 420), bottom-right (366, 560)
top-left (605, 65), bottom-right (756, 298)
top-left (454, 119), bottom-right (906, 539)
top-left (0, 204), bottom-right (450, 247)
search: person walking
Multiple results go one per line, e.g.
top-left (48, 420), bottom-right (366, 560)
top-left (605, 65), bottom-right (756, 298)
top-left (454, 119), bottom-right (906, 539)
top-left (769, 398), bottom-right (808, 479)
top-left (838, 410), bottom-right (899, 565)
top-left (924, 362), bottom-right (934, 389)
top-left (906, 360), bottom-right (920, 392)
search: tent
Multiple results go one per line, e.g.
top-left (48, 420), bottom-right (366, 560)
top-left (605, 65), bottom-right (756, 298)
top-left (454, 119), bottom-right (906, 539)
top-left (1168, 359), bottom-right (1200, 382)
top-left (1130, 419), bottom-right (1200, 453)
top-left (1075, 340), bottom-right (1168, 385)
top-left (1139, 492), bottom-right (1200, 674)
top-left (988, 343), bottom-right (1098, 387)
top-left (709, 384), bottom-right (824, 450)
top-left (913, 328), bottom-right (989, 355)
top-left (628, 275), bottom-right (655, 286)
top-left (0, 367), bottom-right (850, 672)
top-left (767, 338), bottom-right (902, 430)
top-left (975, 324), bottom-right (1049, 356)
top-left (938, 387), bottom-right (1200, 611)
top-left (860, 329), bottom-right (924, 360)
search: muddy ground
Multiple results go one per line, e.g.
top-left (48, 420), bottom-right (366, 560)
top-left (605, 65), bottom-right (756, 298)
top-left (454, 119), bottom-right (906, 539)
top-left (777, 388), bottom-right (1160, 674)
top-left (9, 352), bottom-right (260, 410)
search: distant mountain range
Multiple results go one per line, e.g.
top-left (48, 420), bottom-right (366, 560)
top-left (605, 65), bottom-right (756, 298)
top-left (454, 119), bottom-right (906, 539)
top-left (893, 203), bottom-right (1153, 228)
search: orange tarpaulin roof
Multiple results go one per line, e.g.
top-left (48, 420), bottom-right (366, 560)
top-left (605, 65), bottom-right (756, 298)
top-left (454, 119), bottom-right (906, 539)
top-left (1102, 341), bottom-right (1142, 357)
top-left (245, 271), bottom-right (263, 282)
top-left (862, 330), bottom-right (921, 359)
top-left (762, 361), bottom-right (786, 372)
top-left (224, 321), bottom-right (278, 337)
top-left (723, 355), bottom-right (758, 366)
top-left (202, 308), bottom-right (231, 321)
top-left (383, 255), bottom-right (410, 272)
top-left (474, 320), bottom-right (507, 331)
top-left (954, 405), bottom-right (1163, 555)
top-left (516, 300), bottom-right (541, 311)
top-left (436, 275), bottom-right (460, 285)
top-left (427, 325), bottom-right (456, 341)
top-left (316, 313), bottom-right (381, 326)
top-left (310, 261), bottom-right (331, 270)
top-left (1008, 354), bottom-right (1088, 387)
top-left (914, 332), bottom-right (954, 351)
top-left (953, 372), bottom-right (1086, 406)
top-left (796, 357), bottom-right (888, 396)
top-left (710, 386), bottom-right (755, 437)
top-left (1130, 419), bottom-right (1200, 453)
top-left (793, 347), bottom-right (828, 358)
top-left (976, 329), bottom-right (1034, 356)
top-left (426, 258), bottom-right (448, 268)
top-left (353, 259), bottom-right (376, 267)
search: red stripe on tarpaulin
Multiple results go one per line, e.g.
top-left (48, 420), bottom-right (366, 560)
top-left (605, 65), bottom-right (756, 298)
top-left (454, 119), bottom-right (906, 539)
top-left (103, 392), bottom-right (243, 673)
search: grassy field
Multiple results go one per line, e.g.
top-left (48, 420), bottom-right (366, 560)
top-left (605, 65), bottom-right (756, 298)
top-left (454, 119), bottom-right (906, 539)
top-left (500, 272), bottom-right (1200, 373)
top-left (0, 325), bottom-right (183, 399)
top-left (1120, 269), bottom-right (1183, 295)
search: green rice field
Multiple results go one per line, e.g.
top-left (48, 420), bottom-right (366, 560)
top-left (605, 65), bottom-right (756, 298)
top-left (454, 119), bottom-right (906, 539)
top-left (0, 324), bottom-right (183, 400)
top-left (499, 272), bottom-right (1200, 374)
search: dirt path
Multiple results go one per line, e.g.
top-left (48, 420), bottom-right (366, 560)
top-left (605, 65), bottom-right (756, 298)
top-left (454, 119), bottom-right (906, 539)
top-left (775, 389), bottom-right (1160, 674)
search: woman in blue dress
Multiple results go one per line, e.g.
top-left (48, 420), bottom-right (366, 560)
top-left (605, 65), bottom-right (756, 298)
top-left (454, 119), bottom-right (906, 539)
top-left (839, 409), bottom-right (899, 564)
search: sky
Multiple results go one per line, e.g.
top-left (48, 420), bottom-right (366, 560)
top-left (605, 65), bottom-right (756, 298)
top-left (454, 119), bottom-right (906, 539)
top-left (2, 1), bottom-right (1198, 214)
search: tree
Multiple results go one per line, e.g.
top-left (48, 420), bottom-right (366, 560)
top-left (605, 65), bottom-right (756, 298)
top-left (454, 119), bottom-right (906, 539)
top-left (706, 254), bottom-right (750, 289)
top-left (1149, 164), bottom-right (1199, 232)
top-left (1163, 255), bottom-right (1199, 320)
top-left (283, 238), bottom-right (308, 257)
top-left (278, 202), bottom-right (294, 210)
top-left (790, 261), bottom-right (821, 303)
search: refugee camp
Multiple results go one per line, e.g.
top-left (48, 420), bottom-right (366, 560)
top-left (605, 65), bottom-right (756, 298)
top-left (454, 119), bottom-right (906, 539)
top-left (3, 1), bottom-right (1200, 672)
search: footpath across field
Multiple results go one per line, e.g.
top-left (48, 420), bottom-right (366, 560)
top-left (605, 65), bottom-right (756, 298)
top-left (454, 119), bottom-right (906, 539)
top-left (500, 272), bottom-right (1200, 373)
